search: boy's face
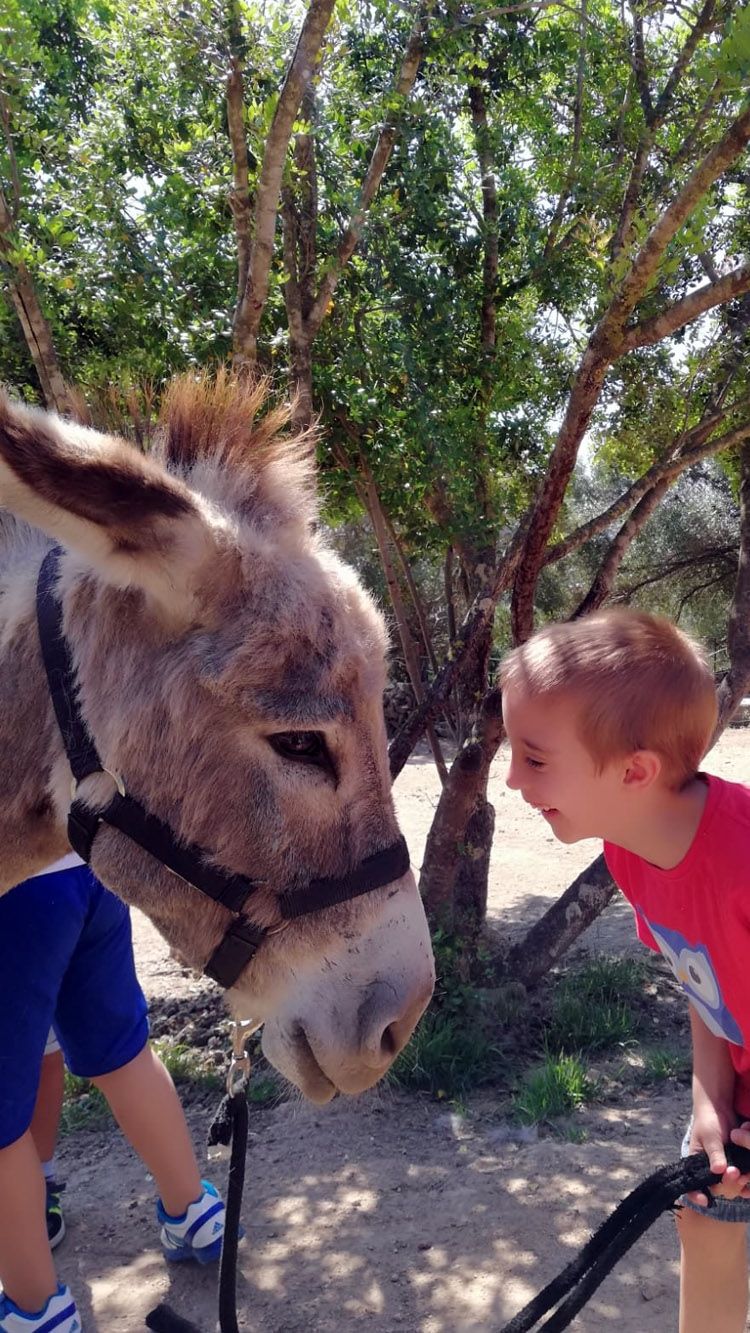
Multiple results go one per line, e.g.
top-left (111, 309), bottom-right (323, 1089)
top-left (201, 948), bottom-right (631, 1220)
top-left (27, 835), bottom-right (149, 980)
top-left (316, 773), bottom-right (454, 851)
top-left (502, 684), bottom-right (627, 844)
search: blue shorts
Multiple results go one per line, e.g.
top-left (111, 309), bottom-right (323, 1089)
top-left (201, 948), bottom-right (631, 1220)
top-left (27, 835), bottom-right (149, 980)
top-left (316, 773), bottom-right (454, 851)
top-left (0, 864), bottom-right (148, 1147)
top-left (681, 1122), bottom-right (750, 1224)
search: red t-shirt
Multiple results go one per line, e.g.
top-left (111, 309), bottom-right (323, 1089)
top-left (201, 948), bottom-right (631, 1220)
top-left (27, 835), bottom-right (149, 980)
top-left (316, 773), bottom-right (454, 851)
top-left (604, 774), bottom-right (750, 1117)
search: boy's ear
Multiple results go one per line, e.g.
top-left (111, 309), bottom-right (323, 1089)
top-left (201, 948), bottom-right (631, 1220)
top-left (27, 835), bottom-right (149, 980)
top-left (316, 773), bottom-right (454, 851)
top-left (622, 750), bottom-right (662, 790)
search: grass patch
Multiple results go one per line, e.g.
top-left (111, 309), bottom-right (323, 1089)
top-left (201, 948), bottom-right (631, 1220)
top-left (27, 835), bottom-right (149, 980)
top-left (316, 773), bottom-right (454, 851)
top-left (60, 1071), bottom-right (111, 1134)
top-left (513, 1053), bottom-right (597, 1125)
top-left (390, 1008), bottom-right (500, 1096)
top-left (247, 1075), bottom-right (281, 1105)
top-left (638, 1044), bottom-right (691, 1085)
top-left (389, 930), bottom-right (515, 1097)
top-left (59, 1039), bottom-right (222, 1135)
top-left (151, 1039), bottom-right (221, 1089)
top-left (547, 957), bottom-right (647, 1054)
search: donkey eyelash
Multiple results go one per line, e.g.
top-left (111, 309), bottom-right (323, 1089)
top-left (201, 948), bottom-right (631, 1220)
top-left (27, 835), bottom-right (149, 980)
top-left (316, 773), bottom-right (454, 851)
top-left (267, 731), bottom-right (336, 777)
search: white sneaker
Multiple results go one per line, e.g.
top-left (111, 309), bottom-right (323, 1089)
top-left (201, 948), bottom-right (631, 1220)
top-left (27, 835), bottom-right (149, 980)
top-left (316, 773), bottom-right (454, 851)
top-left (0, 1283), bottom-right (81, 1332)
top-left (157, 1180), bottom-right (230, 1264)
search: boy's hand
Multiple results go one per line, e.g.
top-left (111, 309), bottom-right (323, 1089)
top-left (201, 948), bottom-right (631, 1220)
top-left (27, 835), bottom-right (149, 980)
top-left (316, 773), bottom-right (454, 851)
top-left (688, 1112), bottom-right (750, 1207)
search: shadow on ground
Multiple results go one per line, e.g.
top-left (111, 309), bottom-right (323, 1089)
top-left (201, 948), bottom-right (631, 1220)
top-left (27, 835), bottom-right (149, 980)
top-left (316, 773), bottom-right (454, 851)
top-left (56, 1084), bottom-right (687, 1332)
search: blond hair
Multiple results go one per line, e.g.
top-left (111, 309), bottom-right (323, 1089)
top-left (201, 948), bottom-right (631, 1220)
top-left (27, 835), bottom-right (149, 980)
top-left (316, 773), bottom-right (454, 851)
top-left (499, 609), bottom-right (718, 787)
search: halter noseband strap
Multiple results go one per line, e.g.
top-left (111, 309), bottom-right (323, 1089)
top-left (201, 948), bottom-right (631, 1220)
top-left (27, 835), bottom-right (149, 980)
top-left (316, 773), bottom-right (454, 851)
top-left (35, 548), bottom-right (410, 989)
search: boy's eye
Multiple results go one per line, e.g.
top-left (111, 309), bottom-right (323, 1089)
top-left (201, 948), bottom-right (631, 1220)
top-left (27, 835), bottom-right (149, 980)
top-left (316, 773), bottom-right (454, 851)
top-left (525, 757), bottom-right (545, 770)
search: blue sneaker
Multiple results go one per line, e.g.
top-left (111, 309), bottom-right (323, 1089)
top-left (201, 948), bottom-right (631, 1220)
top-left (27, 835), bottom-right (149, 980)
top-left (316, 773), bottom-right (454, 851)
top-left (0, 1283), bottom-right (81, 1332)
top-left (157, 1180), bottom-right (228, 1264)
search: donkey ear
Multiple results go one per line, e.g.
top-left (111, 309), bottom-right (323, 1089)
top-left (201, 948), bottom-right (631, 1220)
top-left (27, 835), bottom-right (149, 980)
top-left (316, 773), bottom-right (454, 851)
top-left (0, 394), bottom-right (223, 616)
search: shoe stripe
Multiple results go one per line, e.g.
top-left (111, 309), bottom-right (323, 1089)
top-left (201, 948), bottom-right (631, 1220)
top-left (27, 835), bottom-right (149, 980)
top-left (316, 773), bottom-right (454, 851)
top-left (185, 1199), bottom-right (224, 1244)
top-left (35, 1302), bottom-right (78, 1333)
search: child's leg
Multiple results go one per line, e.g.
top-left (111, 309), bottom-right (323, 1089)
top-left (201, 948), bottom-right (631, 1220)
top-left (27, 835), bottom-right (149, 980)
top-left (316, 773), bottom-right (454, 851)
top-left (30, 1046), bottom-right (64, 1165)
top-left (0, 1132), bottom-right (56, 1311)
top-left (92, 1043), bottom-right (202, 1215)
top-left (0, 869), bottom-right (95, 1318)
top-left (677, 1206), bottom-right (749, 1333)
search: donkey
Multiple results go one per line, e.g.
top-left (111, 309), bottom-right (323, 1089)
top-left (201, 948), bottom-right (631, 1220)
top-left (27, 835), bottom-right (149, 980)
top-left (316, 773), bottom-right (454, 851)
top-left (0, 373), bottom-right (434, 1103)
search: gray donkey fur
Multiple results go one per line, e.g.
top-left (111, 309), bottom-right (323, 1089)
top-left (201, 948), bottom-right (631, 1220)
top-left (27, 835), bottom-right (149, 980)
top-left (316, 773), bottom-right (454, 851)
top-left (0, 372), bottom-right (434, 1101)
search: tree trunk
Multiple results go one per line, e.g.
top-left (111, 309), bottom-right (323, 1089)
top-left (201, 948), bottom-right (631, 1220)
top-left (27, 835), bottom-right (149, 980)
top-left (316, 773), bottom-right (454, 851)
top-left (0, 190), bottom-right (72, 414)
top-left (504, 855), bottom-right (616, 987)
top-left (6, 270), bottom-right (73, 414)
top-left (419, 688), bottom-right (503, 940)
top-left (359, 460), bottom-right (448, 784)
top-left (332, 437), bottom-right (448, 783)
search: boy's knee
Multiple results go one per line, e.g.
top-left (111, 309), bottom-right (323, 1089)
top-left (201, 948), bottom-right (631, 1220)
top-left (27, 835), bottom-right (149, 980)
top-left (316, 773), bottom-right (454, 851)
top-left (677, 1203), bottom-right (748, 1255)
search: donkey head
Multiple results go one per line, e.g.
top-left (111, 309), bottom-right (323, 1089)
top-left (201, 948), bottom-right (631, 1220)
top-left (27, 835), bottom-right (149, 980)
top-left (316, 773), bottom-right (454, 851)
top-left (0, 374), bottom-right (434, 1102)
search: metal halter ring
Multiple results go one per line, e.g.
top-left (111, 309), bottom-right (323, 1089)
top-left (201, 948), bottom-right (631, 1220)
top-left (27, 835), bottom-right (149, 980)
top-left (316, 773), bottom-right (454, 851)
top-left (70, 768), bottom-right (126, 801)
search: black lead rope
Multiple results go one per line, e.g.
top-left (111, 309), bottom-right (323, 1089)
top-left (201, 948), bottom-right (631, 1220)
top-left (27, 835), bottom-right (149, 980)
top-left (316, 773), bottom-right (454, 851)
top-left (497, 1141), bottom-right (750, 1333)
top-left (146, 1025), bottom-right (253, 1333)
top-left (216, 1092), bottom-right (249, 1333)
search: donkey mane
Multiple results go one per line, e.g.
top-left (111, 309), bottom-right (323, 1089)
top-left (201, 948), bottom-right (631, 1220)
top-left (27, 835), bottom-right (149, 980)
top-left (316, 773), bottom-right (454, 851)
top-left (156, 370), bottom-right (320, 535)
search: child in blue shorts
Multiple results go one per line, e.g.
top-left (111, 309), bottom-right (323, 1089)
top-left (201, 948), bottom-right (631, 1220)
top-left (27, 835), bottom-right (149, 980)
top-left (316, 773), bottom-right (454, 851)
top-left (0, 855), bottom-right (230, 1333)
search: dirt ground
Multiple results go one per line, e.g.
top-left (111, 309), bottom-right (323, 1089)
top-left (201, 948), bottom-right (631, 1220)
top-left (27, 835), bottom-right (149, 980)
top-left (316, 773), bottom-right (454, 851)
top-left (54, 729), bottom-right (750, 1332)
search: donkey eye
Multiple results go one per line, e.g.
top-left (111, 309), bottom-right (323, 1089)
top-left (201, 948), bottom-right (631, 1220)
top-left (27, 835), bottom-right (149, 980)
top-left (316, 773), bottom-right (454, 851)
top-left (268, 731), bottom-right (329, 765)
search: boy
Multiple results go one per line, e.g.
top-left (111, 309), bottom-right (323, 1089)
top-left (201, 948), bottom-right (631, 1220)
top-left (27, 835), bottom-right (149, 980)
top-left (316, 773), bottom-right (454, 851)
top-left (500, 609), bottom-right (750, 1333)
top-left (0, 855), bottom-right (231, 1333)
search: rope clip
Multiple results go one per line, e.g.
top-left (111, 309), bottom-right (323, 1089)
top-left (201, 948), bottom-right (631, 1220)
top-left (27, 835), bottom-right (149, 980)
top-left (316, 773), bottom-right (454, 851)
top-left (226, 1018), bottom-right (259, 1097)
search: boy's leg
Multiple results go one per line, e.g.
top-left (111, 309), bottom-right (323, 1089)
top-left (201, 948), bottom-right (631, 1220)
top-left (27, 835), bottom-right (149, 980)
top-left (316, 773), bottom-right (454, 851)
top-left (56, 875), bottom-right (227, 1263)
top-left (29, 1042), bottom-right (67, 1251)
top-left (677, 1206), bottom-right (749, 1333)
top-left (53, 875), bottom-right (201, 1214)
top-left (0, 870), bottom-right (92, 1317)
top-left (29, 1048), bottom-right (64, 1166)
top-left (92, 1044), bottom-right (201, 1215)
top-left (0, 1133), bottom-right (56, 1311)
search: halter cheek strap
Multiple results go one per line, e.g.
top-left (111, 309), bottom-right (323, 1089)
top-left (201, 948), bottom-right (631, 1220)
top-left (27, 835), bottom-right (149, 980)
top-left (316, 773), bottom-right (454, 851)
top-left (35, 547), bottom-right (410, 988)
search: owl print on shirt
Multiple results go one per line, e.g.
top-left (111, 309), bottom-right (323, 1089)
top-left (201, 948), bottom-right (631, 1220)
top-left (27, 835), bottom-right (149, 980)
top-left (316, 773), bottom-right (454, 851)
top-left (638, 912), bottom-right (744, 1046)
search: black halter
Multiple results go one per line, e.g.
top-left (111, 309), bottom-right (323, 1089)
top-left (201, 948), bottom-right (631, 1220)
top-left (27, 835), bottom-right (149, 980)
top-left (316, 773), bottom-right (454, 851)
top-left (35, 548), bottom-right (410, 988)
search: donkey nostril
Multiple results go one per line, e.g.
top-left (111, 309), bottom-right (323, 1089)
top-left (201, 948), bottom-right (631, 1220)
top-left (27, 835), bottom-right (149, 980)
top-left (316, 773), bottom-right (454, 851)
top-left (380, 1021), bottom-right (399, 1060)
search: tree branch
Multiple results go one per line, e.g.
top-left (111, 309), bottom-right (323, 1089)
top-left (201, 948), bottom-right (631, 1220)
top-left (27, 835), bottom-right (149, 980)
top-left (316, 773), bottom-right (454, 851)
top-left (544, 404), bottom-right (750, 567)
top-left (630, 9), bottom-right (654, 125)
top-left (716, 440), bottom-right (750, 728)
top-left (610, 0), bottom-right (718, 263)
top-left (611, 101), bottom-right (750, 327)
top-left (572, 476), bottom-right (671, 617)
top-left (0, 91), bottom-right (22, 219)
top-left (622, 263), bottom-right (750, 353)
top-left (617, 544), bottom-right (736, 600)
top-left (304, 0), bottom-right (433, 340)
top-left (389, 515), bottom-right (530, 778)
top-left (510, 99), bottom-right (750, 643)
top-left (543, 0), bottom-right (587, 258)
top-left (232, 0), bottom-right (336, 366)
top-left (226, 52), bottom-right (253, 312)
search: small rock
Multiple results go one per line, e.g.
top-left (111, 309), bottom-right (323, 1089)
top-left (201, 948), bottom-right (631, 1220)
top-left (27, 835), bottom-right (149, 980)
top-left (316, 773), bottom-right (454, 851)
top-left (485, 1122), bottom-right (539, 1147)
top-left (640, 1280), bottom-right (664, 1302)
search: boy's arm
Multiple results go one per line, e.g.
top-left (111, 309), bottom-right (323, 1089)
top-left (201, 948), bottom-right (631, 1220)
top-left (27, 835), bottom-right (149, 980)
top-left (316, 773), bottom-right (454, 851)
top-left (687, 1002), bottom-right (750, 1204)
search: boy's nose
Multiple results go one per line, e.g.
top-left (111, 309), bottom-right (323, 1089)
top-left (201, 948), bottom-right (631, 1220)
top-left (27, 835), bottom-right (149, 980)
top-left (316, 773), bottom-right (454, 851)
top-left (506, 758), bottom-right (521, 790)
